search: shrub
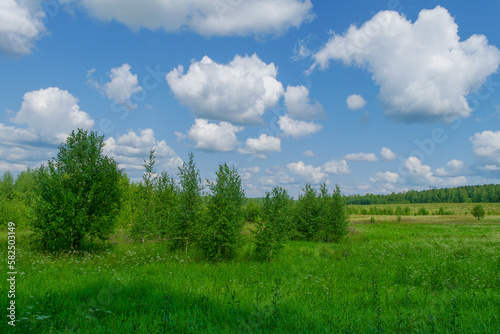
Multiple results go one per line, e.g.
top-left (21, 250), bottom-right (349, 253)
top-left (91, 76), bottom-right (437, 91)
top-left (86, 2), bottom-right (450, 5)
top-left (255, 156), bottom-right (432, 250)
top-left (318, 184), bottom-right (349, 242)
top-left (293, 184), bottom-right (321, 241)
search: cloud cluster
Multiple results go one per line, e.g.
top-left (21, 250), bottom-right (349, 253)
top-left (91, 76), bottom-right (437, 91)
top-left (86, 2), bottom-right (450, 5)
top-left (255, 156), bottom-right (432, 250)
top-left (0, 87), bottom-right (94, 172)
top-left (77, 0), bottom-right (314, 37)
top-left (284, 85), bottom-right (325, 119)
top-left (103, 128), bottom-right (182, 172)
top-left (435, 159), bottom-right (465, 176)
top-left (167, 54), bottom-right (283, 125)
top-left (322, 159), bottom-right (351, 175)
top-left (0, 0), bottom-right (46, 55)
top-left (311, 6), bottom-right (500, 123)
top-left (403, 156), bottom-right (466, 186)
top-left (369, 171), bottom-right (399, 183)
top-left (287, 161), bottom-right (328, 184)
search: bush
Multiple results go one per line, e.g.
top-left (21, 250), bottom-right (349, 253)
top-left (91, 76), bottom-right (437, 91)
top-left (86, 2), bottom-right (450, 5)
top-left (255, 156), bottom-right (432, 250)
top-left (293, 184), bottom-right (321, 241)
top-left (318, 185), bottom-right (349, 242)
top-left (31, 129), bottom-right (122, 250)
top-left (417, 207), bottom-right (429, 216)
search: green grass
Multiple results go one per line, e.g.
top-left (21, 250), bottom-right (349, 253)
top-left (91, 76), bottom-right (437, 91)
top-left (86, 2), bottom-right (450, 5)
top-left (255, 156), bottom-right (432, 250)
top-left (1, 218), bottom-right (499, 333)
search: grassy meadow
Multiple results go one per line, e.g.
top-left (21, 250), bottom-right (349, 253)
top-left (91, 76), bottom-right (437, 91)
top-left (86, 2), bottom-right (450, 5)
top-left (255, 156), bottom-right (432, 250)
top-left (1, 204), bottom-right (499, 333)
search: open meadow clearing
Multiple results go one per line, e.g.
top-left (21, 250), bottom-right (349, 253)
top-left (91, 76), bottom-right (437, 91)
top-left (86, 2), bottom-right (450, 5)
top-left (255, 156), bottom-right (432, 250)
top-left (1, 214), bottom-right (499, 333)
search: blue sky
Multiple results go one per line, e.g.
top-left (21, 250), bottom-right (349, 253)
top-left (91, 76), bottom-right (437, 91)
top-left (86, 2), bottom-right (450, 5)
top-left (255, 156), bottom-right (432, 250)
top-left (1, 0), bottom-right (500, 197)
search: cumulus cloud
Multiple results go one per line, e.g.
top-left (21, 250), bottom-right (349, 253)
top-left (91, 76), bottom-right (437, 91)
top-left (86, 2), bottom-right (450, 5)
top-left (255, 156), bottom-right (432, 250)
top-left (470, 130), bottom-right (500, 164)
top-left (343, 152), bottom-right (378, 162)
top-left (403, 156), bottom-right (466, 186)
top-left (303, 149), bottom-right (314, 157)
top-left (380, 147), bottom-right (397, 160)
top-left (278, 115), bottom-right (322, 138)
top-left (103, 128), bottom-right (182, 172)
top-left (284, 85), bottom-right (325, 120)
top-left (187, 119), bottom-right (242, 152)
top-left (76, 0), bottom-right (314, 37)
top-left (104, 64), bottom-right (142, 106)
top-left (238, 133), bottom-right (281, 159)
top-left (88, 64), bottom-right (142, 107)
top-left (13, 87), bottom-right (94, 144)
top-left (346, 94), bottom-right (366, 110)
top-left (369, 171), bottom-right (399, 183)
top-left (287, 161), bottom-right (329, 184)
top-left (0, 0), bottom-right (46, 55)
top-left (167, 54), bottom-right (284, 125)
top-left (311, 6), bottom-right (500, 123)
top-left (322, 159), bottom-right (351, 174)
top-left (435, 159), bottom-right (465, 176)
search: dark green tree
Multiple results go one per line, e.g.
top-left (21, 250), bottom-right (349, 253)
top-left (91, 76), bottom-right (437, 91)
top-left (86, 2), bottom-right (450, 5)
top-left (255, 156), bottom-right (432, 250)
top-left (202, 163), bottom-right (245, 261)
top-left (156, 171), bottom-right (179, 240)
top-left (471, 204), bottom-right (485, 220)
top-left (31, 129), bottom-right (122, 249)
top-left (131, 149), bottom-right (157, 243)
top-left (253, 186), bottom-right (292, 262)
top-left (293, 184), bottom-right (320, 241)
top-left (318, 184), bottom-right (349, 243)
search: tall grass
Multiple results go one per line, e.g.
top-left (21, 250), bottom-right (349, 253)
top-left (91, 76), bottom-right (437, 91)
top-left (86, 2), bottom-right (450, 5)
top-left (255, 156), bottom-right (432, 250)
top-left (1, 220), bottom-right (499, 333)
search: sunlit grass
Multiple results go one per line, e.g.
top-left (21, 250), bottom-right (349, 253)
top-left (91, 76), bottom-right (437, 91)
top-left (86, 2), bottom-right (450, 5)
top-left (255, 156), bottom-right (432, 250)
top-left (1, 217), bottom-right (499, 333)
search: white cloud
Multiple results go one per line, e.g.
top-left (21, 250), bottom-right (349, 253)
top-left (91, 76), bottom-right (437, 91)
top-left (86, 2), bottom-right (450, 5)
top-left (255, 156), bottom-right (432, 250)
top-left (167, 54), bottom-right (284, 125)
top-left (380, 147), bottom-right (397, 160)
top-left (259, 166), bottom-right (296, 187)
top-left (277, 115), bottom-right (322, 138)
top-left (284, 85), bottom-right (325, 120)
top-left (311, 6), bottom-right (500, 123)
top-left (242, 166), bottom-right (260, 174)
top-left (77, 0), bottom-right (314, 37)
top-left (343, 152), bottom-right (378, 162)
top-left (346, 94), bottom-right (366, 110)
top-left (470, 130), bottom-right (500, 164)
top-left (187, 119), bottom-right (242, 152)
top-left (435, 159), bottom-right (464, 176)
top-left (241, 166), bottom-right (260, 181)
top-left (104, 64), bottom-right (142, 106)
top-left (369, 171), bottom-right (399, 183)
top-left (238, 133), bottom-right (281, 159)
top-left (287, 161), bottom-right (329, 184)
top-left (103, 128), bottom-right (182, 172)
top-left (13, 87), bottom-right (95, 144)
top-left (303, 149), bottom-right (314, 157)
top-left (0, 0), bottom-right (46, 55)
top-left (403, 156), bottom-right (466, 186)
top-left (322, 159), bottom-right (351, 174)
top-left (478, 165), bottom-right (500, 171)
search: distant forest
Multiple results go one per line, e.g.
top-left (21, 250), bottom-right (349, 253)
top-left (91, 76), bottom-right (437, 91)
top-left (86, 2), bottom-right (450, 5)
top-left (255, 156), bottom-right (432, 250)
top-left (345, 184), bottom-right (500, 205)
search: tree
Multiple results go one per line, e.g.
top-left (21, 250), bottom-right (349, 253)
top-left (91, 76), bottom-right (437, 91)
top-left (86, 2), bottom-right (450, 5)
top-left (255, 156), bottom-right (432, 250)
top-left (202, 163), bottom-right (245, 261)
top-left (471, 204), bottom-right (485, 220)
top-left (318, 184), bottom-right (349, 243)
top-left (293, 184), bottom-right (321, 241)
top-left (131, 149), bottom-right (157, 243)
top-left (156, 171), bottom-right (179, 240)
top-left (253, 186), bottom-right (292, 262)
top-left (31, 129), bottom-right (122, 249)
top-left (171, 152), bottom-right (203, 253)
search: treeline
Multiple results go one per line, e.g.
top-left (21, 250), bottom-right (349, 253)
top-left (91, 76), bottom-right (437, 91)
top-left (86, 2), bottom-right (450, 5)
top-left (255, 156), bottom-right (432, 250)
top-left (0, 129), bottom-right (349, 262)
top-left (345, 184), bottom-right (500, 205)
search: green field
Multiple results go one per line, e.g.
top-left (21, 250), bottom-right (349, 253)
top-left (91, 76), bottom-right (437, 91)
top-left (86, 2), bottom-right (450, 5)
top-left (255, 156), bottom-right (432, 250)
top-left (1, 209), bottom-right (499, 333)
